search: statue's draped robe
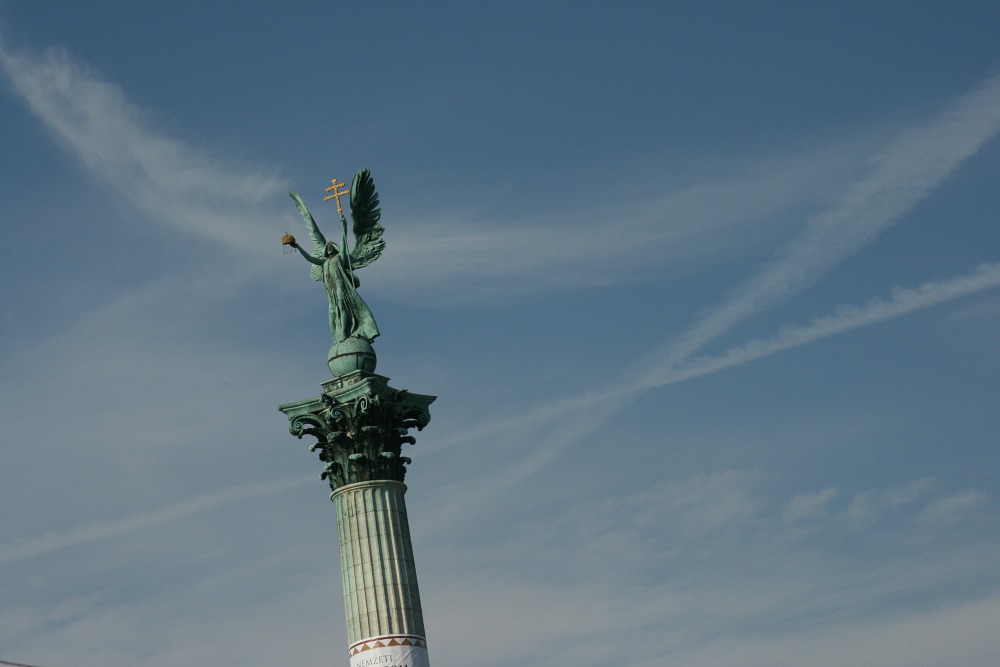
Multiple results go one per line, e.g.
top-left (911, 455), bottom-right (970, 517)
top-left (325, 221), bottom-right (380, 344)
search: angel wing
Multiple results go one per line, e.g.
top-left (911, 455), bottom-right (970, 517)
top-left (348, 168), bottom-right (386, 270)
top-left (289, 192), bottom-right (327, 282)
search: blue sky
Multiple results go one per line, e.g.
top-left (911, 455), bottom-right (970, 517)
top-left (2, 2), bottom-right (1000, 666)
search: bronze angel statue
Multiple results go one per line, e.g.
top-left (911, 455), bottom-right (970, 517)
top-left (285, 168), bottom-right (385, 347)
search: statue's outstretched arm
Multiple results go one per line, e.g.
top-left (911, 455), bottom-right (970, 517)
top-left (293, 242), bottom-right (324, 267)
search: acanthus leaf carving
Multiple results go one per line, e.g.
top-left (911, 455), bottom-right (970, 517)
top-left (279, 374), bottom-right (435, 497)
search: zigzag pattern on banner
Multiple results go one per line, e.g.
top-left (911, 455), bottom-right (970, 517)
top-left (349, 634), bottom-right (428, 656)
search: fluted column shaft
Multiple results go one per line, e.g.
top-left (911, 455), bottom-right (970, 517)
top-left (332, 480), bottom-right (429, 667)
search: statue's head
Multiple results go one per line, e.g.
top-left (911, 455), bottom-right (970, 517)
top-left (325, 242), bottom-right (338, 257)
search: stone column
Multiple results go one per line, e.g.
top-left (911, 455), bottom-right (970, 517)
top-left (279, 370), bottom-right (435, 667)
top-left (333, 480), bottom-right (428, 667)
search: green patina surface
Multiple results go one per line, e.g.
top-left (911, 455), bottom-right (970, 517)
top-left (278, 371), bottom-right (435, 495)
top-left (279, 168), bottom-right (436, 495)
top-left (288, 168), bottom-right (385, 351)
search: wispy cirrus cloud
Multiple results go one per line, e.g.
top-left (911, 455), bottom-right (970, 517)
top-left (12, 38), bottom-right (992, 312)
top-left (1, 38), bottom-right (832, 304)
top-left (370, 151), bottom-right (855, 301)
top-left (0, 42), bottom-right (286, 254)
top-left (412, 68), bottom-right (1000, 496)
top-left (916, 490), bottom-right (987, 526)
top-left (430, 261), bottom-right (1000, 460)
top-left (639, 68), bottom-right (1000, 372)
top-left (0, 475), bottom-right (312, 564)
top-left (782, 487), bottom-right (841, 523)
top-left (423, 260), bottom-right (1000, 525)
top-left (627, 261), bottom-right (1000, 394)
top-left (424, 468), bottom-right (998, 667)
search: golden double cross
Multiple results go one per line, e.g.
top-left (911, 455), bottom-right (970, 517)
top-left (323, 178), bottom-right (351, 215)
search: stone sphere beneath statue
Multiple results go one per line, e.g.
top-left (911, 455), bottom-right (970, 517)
top-left (328, 337), bottom-right (377, 377)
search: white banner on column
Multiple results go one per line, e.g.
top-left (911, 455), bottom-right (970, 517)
top-left (349, 634), bottom-right (429, 667)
